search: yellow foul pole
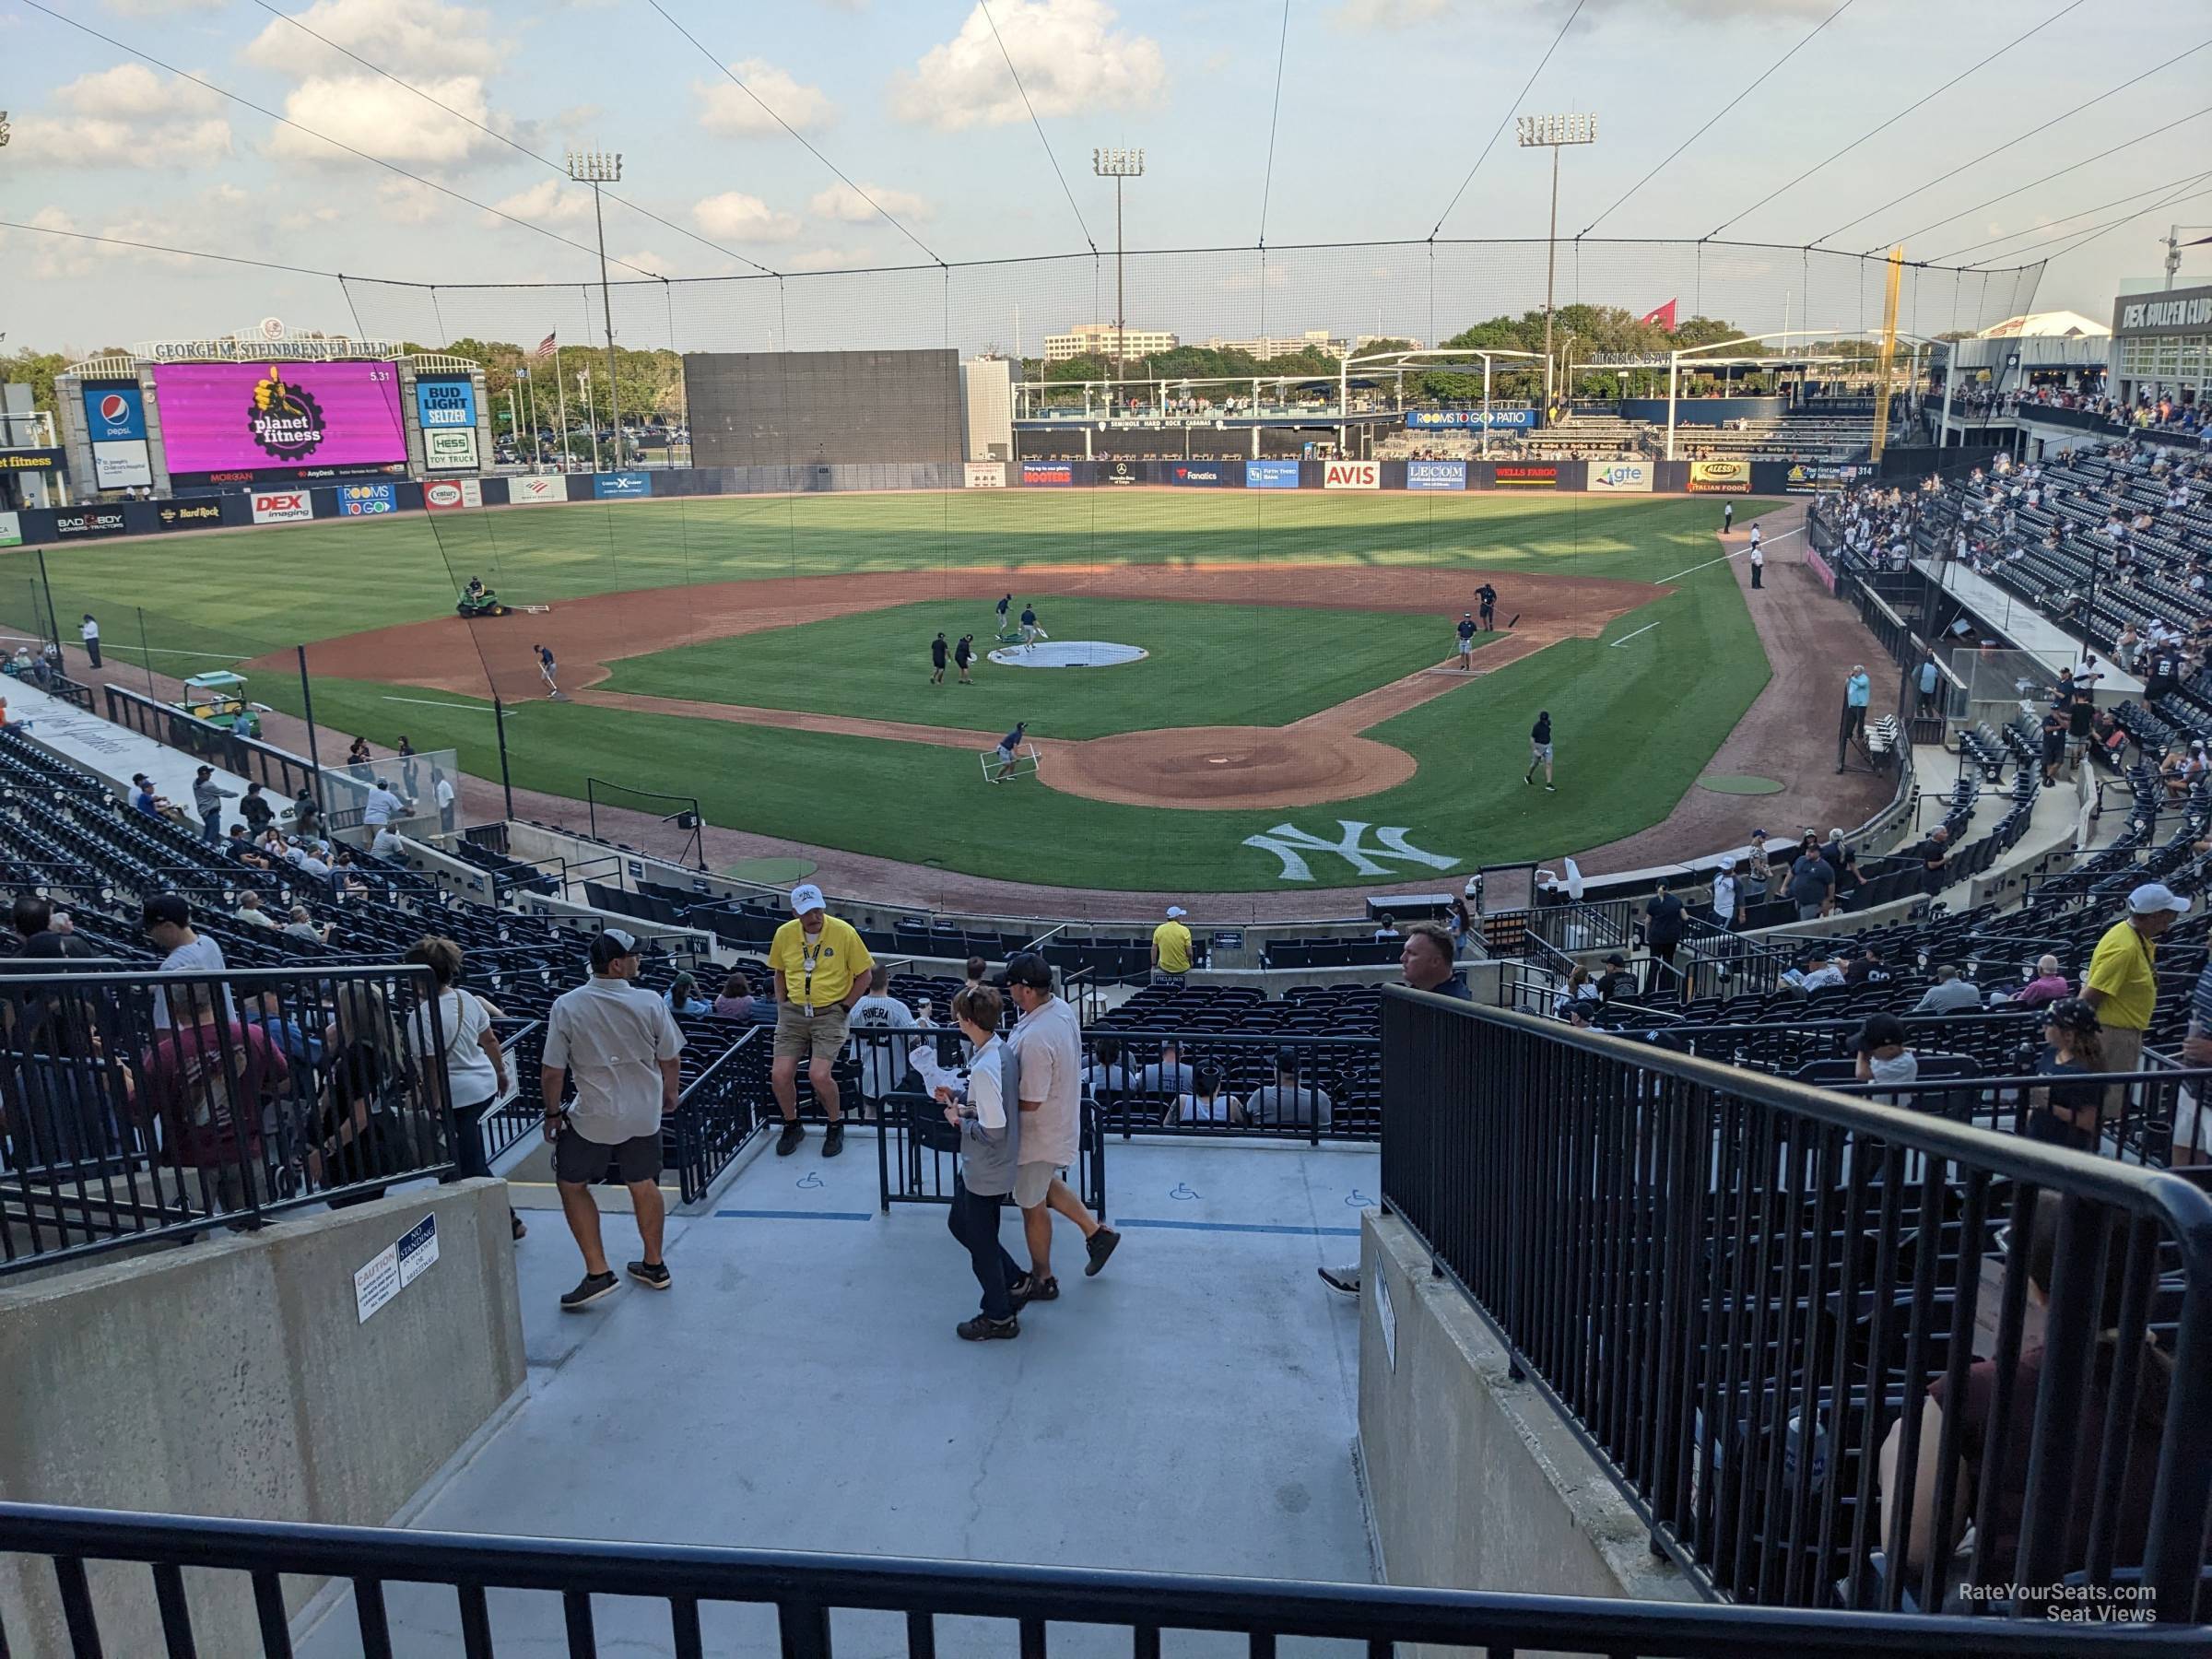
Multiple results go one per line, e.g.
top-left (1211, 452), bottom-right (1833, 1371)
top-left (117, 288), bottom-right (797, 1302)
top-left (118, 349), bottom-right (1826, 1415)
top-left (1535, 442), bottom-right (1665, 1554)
top-left (1869, 245), bottom-right (1904, 465)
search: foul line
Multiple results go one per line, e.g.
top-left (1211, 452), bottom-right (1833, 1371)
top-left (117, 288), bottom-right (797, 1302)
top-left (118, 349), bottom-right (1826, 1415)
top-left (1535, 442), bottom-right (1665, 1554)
top-left (1655, 524), bottom-right (1803, 584)
top-left (105, 644), bottom-right (248, 661)
top-left (1609, 620), bottom-right (1663, 649)
top-left (382, 694), bottom-right (490, 712)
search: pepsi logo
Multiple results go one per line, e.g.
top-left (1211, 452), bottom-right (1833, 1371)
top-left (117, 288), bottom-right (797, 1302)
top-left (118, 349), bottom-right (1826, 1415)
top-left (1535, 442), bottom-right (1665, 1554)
top-left (100, 394), bottom-right (129, 423)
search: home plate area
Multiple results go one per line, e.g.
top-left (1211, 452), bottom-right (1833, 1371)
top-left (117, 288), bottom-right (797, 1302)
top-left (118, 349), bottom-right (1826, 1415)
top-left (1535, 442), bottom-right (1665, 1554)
top-left (985, 640), bottom-right (1150, 668)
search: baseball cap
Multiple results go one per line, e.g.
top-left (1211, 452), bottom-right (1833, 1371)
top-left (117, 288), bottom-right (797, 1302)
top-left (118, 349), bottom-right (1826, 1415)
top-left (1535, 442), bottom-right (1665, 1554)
top-left (1852, 1013), bottom-right (1906, 1052)
top-left (1002, 952), bottom-right (1053, 989)
top-left (1717, 855), bottom-right (1736, 871)
top-left (589, 927), bottom-right (640, 971)
top-left (143, 894), bottom-right (191, 928)
top-left (789, 883), bottom-right (826, 914)
top-left (1166, 905), bottom-right (1187, 918)
top-left (2043, 995), bottom-right (2100, 1035)
top-left (2127, 882), bottom-right (2190, 916)
top-left (1603, 952), bottom-right (1628, 967)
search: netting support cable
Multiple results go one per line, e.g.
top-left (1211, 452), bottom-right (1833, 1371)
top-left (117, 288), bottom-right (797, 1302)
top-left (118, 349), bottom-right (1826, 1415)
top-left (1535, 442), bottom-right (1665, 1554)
top-left (978, 0), bottom-right (1096, 252)
top-left (1429, 0), bottom-right (1584, 238)
top-left (1257, 0), bottom-right (1292, 249)
top-left (1812, 34), bottom-right (2212, 247)
top-left (1586, 0), bottom-right (1854, 239)
top-left (1965, 174), bottom-right (2212, 269)
top-left (16, 0), bottom-right (661, 277)
top-left (645, 0), bottom-right (945, 267)
top-left (1936, 167), bottom-right (2212, 263)
top-left (0, 219), bottom-right (338, 278)
top-left (1703, 0), bottom-right (2087, 241)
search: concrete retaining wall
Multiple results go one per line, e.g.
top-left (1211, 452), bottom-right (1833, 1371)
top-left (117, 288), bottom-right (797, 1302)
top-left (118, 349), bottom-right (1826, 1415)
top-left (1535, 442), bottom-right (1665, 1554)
top-left (0, 1180), bottom-right (525, 1659)
top-left (1358, 1210), bottom-right (1695, 1634)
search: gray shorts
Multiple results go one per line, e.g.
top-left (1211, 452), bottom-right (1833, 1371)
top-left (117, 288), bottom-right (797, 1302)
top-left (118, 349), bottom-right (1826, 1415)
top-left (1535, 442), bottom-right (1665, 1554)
top-left (1014, 1161), bottom-right (1060, 1208)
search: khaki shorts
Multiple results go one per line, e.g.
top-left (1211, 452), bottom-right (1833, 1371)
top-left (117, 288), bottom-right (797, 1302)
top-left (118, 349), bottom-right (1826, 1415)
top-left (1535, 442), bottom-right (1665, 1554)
top-left (2099, 1022), bottom-right (2144, 1119)
top-left (774, 1004), bottom-right (851, 1062)
top-left (1014, 1161), bottom-right (1060, 1208)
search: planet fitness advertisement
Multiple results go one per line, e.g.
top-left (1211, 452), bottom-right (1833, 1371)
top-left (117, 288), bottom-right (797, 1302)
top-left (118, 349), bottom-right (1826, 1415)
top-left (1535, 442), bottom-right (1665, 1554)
top-left (153, 362), bottom-right (407, 481)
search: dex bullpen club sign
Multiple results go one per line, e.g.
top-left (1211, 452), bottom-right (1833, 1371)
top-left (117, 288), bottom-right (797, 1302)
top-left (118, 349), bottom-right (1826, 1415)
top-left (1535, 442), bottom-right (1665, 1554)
top-left (1493, 463), bottom-right (1558, 488)
top-left (1321, 458), bottom-right (1379, 490)
top-left (1688, 459), bottom-right (1752, 494)
top-left (250, 489), bottom-right (314, 524)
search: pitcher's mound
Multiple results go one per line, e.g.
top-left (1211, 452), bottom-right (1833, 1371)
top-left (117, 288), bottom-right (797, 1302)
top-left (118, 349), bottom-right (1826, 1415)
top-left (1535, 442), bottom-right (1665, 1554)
top-left (1045, 725), bottom-right (1415, 811)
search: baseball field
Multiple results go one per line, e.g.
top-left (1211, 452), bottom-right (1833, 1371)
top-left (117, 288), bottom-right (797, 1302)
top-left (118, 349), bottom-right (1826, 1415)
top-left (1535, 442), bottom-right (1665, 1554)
top-left (15, 487), bottom-right (1780, 892)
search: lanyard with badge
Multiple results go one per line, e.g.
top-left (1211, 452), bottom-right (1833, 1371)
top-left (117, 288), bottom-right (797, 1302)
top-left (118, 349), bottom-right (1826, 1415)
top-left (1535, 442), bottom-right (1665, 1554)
top-left (798, 927), bottom-right (827, 1015)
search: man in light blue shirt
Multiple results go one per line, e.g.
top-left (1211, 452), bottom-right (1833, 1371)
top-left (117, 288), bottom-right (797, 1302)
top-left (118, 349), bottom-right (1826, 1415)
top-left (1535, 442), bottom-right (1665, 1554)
top-left (1917, 653), bottom-right (1941, 715)
top-left (1841, 663), bottom-right (1872, 771)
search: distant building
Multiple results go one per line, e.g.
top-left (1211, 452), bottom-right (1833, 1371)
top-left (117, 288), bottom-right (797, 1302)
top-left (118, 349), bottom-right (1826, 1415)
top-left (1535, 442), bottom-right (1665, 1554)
top-left (1977, 311), bottom-right (2112, 340)
top-left (1042, 324), bottom-right (1180, 363)
top-left (1203, 329), bottom-right (1353, 361)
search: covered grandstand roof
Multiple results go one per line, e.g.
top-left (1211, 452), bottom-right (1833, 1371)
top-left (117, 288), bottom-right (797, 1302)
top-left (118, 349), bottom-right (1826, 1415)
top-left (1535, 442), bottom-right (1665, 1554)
top-left (1977, 309), bottom-right (2111, 339)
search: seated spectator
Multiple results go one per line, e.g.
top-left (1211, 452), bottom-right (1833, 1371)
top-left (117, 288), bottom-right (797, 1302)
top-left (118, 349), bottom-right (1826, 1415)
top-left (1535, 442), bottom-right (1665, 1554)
top-left (1170, 1065), bottom-right (1244, 1127)
top-left (1786, 952), bottom-right (1845, 994)
top-left (227, 826), bottom-right (272, 869)
top-left (241, 988), bottom-right (325, 1067)
top-left (309, 982), bottom-right (414, 1205)
top-left (665, 971), bottom-right (712, 1017)
top-left (231, 890), bottom-right (279, 930)
top-left (1842, 945), bottom-right (1892, 986)
top-left (1372, 912), bottom-right (1399, 942)
top-left (1852, 1013), bottom-right (1919, 1098)
top-left (281, 904), bottom-right (330, 945)
top-left (370, 822), bottom-right (405, 859)
top-left (2014, 955), bottom-right (2071, 1007)
top-left (2023, 996), bottom-right (2103, 1152)
top-left (964, 956), bottom-right (989, 992)
top-left (1082, 1034), bottom-right (1136, 1098)
top-left (1594, 952), bottom-right (1638, 1001)
top-left (1135, 1039), bottom-right (1194, 1099)
top-left (1911, 964), bottom-right (1983, 1014)
top-left (137, 981), bottom-right (288, 1213)
top-left (1877, 1194), bottom-right (2168, 1599)
top-left (1554, 965), bottom-right (1600, 1019)
top-left (1245, 1049), bottom-right (1334, 1130)
top-left (711, 971), bottom-right (754, 1020)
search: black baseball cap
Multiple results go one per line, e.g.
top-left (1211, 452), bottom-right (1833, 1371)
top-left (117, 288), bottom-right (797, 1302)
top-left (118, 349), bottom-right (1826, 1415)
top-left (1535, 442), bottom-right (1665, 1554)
top-left (144, 894), bottom-right (191, 928)
top-left (1001, 952), bottom-right (1053, 989)
top-left (1852, 1013), bottom-right (1906, 1052)
top-left (1603, 952), bottom-right (1629, 968)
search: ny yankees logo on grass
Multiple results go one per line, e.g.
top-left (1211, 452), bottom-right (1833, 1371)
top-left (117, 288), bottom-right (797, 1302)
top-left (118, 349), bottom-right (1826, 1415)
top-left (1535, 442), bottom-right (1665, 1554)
top-left (1240, 821), bottom-right (1458, 883)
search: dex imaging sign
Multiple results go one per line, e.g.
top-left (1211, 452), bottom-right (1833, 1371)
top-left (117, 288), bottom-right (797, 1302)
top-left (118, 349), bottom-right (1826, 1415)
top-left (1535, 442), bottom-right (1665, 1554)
top-left (251, 489), bottom-right (313, 524)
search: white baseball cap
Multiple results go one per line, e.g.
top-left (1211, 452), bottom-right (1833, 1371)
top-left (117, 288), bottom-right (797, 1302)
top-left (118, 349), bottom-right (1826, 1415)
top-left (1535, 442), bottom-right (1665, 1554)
top-left (1717, 855), bottom-right (1737, 871)
top-left (789, 883), bottom-right (826, 914)
top-left (1167, 905), bottom-right (1187, 918)
top-left (2127, 882), bottom-right (2190, 916)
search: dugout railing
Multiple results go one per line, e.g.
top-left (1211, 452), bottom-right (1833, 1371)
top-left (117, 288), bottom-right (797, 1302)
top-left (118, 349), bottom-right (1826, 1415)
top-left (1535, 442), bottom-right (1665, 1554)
top-left (9, 1502), bottom-right (2194, 1659)
top-left (1378, 986), bottom-right (2212, 1618)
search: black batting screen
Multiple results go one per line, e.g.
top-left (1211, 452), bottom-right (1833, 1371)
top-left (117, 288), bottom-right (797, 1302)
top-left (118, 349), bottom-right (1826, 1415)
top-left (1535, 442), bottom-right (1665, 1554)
top-left (682, 348), bottom-right (959, 466)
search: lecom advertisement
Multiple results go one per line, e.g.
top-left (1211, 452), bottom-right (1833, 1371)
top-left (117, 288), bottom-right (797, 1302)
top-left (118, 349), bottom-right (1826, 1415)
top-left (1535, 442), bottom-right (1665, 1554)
top-left (153, 362), bottom-right (406, 473)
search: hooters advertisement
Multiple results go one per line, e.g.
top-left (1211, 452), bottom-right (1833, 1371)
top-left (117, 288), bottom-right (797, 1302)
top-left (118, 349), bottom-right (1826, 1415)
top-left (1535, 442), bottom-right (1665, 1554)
top-left (1321, 458), bottom-right (1379, 489)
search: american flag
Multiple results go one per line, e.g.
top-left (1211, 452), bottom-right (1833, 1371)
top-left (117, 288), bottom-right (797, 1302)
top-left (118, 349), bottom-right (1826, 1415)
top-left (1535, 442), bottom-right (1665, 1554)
top-left (533, 332), bottom-right (557, 359)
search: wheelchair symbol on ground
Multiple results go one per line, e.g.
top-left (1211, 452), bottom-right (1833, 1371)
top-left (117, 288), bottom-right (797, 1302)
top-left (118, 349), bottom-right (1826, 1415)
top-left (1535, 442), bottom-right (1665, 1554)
top-left (795, 1171), bottom-right (825, 1190)
top-left (1241, 820), bottom-right (1457, 883)
top-left (1345, 1189), bottom-right (1374, 1207)
top-left (1169, 1182), bottom-right (1201, 1202)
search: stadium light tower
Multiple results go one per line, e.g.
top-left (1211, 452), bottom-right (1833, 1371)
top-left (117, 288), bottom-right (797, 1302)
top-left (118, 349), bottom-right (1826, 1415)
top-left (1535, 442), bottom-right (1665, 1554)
top-left (567, 147), bottom-right (624, 465)
top-left (1516, 113), bottom-right (1596, 411)
top-left (1093, 147), bottom-right (1145, 389)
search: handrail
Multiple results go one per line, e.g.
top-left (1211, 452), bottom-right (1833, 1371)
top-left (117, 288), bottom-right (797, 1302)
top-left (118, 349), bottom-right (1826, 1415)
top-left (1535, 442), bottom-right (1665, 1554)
top-left (675, 1022), bottom-right (761, 1108)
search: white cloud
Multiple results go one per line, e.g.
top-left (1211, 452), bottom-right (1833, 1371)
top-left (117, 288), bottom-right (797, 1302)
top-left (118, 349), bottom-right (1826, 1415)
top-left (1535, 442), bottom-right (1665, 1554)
top-left (16, 209), bottom-right (97, 280)
top-left (1330, 0), bottom-right (1447, 26)
top-left (265, 75), bottom-right (499, 168)
top-left (279, 205), bottom-right (344, 231)
top-left (693, 192), bottom-right (803, 242)
top-left (1333, 0), bottom-right (1830, 22)
top-left (18, 186), bottom-right (262, 276)
top-left (695, 59), bottom-right (838, 137)
top-left (242, 0), bottom-right (500, 80)
top-left (376, 179), bottom-right (444, 223)
top-left (6, 65), bottom-right (232, 169)
top-left (891, 0), bottom-right (1164, 131)
top-left (808, 182), bottom-right (934, 223)
top-left (488, 177), bottom-right (598, 228)
top-left (102, 0), bottom-right (225, 14)
top-left (616, 248), bottom-right (671, 276)
top-left (788, 245), bottom-right (877, 272)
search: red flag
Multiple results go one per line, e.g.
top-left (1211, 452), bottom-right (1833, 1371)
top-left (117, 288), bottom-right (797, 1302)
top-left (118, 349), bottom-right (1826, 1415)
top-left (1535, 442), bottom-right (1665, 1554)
top-left (534, 332), bottom-right (557, 359)
top-left (1638, 300), bottom-right (1677, 331)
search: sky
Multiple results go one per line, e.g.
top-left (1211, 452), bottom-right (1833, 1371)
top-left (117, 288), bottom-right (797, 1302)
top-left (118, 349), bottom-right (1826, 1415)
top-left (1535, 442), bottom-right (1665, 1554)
top-left (2, 0), bottom-right (2208, 359)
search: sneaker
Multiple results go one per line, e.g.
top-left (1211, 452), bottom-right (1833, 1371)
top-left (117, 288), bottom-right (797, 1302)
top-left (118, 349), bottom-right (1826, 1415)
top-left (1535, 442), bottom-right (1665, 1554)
top-left (1085, 1227), bottom-right (1122, 1277)
top-left (1546, 783), bottom-right (1557, 793)
top-left (823, 1121), bottom-right (844, 1159)
top-left (775, 1121), bottom-right (805, 1157)
top-left (1524, 772), bottom-right (1534, 785)
top-left (627, 1260), bottom-right (671, 1290)
top-left (1317, 1265), bottom-right (1360, 1297)
top-left (957, 1314), bottom-right (1020, 1341)
top-left (1009, 1272), bottom-right (1058, 1305)
top-left (559, 1271), bottom-right (618, 1311)
top-left (510, 1210), bottom-right (526, 1241)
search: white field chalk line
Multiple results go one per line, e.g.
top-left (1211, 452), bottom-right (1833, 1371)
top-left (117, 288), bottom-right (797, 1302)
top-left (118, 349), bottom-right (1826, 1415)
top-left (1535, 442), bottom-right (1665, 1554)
top-left (1656, 524), bottom-right (1804, 584)
top-left (1609, 620), bottom-right (1663, 648)
top-left (382, 694), bottom-right (489, 712)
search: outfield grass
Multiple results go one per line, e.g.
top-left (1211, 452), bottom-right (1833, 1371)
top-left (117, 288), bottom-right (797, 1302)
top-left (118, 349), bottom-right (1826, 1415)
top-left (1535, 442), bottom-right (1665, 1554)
top-left (596, 597), bottom-right (1482, 739)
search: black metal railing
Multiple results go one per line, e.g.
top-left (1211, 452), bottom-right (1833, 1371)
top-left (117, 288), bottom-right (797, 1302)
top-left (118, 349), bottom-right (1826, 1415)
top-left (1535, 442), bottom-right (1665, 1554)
top-left (6, 1502), bottom-right (2182, 1659)
top-left (0, 963), bottom-right (455, 1276)
top-left (877, 1088), bottom-right (1108, 1218)
top-left (100, 684), bottom-right (334, 818)
top-left (1379, 987), bottom-right (2212, 1619)
top-left (668, 1027), bottom-right (766, 1204)
top-left (474, 1018), bottom-right (544, 1163)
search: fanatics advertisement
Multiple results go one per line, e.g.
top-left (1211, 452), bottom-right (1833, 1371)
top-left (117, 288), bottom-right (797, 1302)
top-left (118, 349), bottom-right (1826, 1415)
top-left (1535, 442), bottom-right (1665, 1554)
top-left (156, 500), bottom-right (224, 532)
top-left (963, 461), bottom-right (1006, 488)
top-left (1493, 463), bottom-right (1558, 488)
top-left (510, 476), bottom-right (564, 504)
top-left (1405, 459), bottom-right (1466, 490)
top-left (152, 361), bottom-right (407, 474)
top-left (337, 482), bottom-right (397, 516)
top-left (424, 477), bottom-right (484, 511)
top-left (1020, 461), bottom-right (1074, 486)
top-left (593, 470), bottom-right (652, 499)
top-left (1585, 460), bottom-right (1653, 492)
top-left (1688, 458), bottom-right (1753, 494)
top-left (54, 507), bottom-right (128, 538)
top-left (1245, 459), bottom-right (1300, 488)
top-left (1166, 462), bottom-right (1224, 486)
top-left (251, 488), bottom-right (314, 524)
top-left (1322, 458), bottom-right (1379, 490)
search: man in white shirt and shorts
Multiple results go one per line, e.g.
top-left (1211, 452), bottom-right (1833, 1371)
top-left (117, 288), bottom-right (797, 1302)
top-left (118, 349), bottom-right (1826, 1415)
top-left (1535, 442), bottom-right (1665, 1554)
top-left (540, 928), bottom-right (685, 1310)
top-left (1001, 953), bottom-right (1119, 1301)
